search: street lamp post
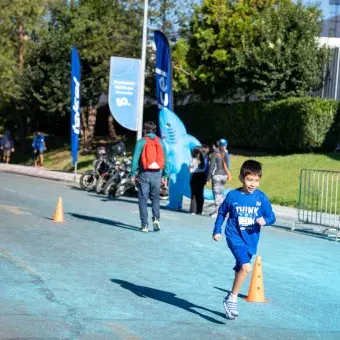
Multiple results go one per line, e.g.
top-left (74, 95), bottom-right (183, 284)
top-left (137, 0), bottom-right (148, 140)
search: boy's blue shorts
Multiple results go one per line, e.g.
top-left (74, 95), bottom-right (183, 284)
top-left (229, 246), bottom-right (253, 272)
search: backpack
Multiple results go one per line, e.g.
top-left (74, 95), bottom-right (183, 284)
top-left (141, 136), bottom-right (165, 170)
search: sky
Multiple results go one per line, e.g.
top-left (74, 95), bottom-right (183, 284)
top-left (301, 1), bottom-right (331, 18)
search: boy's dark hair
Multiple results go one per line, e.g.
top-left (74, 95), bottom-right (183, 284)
top-left (240, 160), bottom-right (262, 178)
top-left (143, 121), bottom-right (157, 135)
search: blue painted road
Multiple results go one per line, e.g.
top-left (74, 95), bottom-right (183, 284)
top-left (0, 172), bottom-right (339, 339)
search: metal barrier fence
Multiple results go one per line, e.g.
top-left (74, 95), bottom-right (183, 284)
top-left (294, 169), bottom-right (340, 241)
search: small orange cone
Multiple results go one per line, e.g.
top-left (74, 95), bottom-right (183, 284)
top-left (52, 197), bottom-right (64, 223)
top-left (245, 256), bottom-right (268, 303)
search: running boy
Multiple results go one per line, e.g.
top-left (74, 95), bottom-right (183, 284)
top-left (212, 160), bottom-right (275, 320)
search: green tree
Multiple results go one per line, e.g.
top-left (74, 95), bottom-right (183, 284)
top-left (187, 0), bottom-right (329, 100)
top-left (0, 0), bottom-right (49, 145)
top-left (23, 0), bottom-right (143, 150)
top-left (149, 0), bottom-right (196, 41)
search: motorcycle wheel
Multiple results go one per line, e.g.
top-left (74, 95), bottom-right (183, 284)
top-left (80, 170), bottom-right (96, 191)
top-left (103, 178), bottom-right (118, 197)
top-left (95, 177), bottom-right (106, 194)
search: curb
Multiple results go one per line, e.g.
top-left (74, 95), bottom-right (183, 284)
top-left (0, 164), bottom-right (81, 183)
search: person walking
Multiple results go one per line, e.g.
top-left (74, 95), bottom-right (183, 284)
top-left (0, 131), bottom-right (15, 164)
top-left (207, 138), bottom-right (232, 218)
top-left (130, 121), bottom-right (169, 232)
top-left (32, 130), bottom-right (46, 167)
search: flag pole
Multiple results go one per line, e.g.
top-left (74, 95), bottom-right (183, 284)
top-left (74, 161), bottom-right (77, 181)
top-left (137, 0), bottom-right (148, 141)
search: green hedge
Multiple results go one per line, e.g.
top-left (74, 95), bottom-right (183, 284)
top-left (144, 97), bottom-right (339, 152)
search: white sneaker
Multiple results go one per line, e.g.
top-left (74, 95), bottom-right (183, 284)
top-left (153, 219), bottom-right (160, 232)
top-left (210, 212), bottom-right (218, 218)
top-left (223, 293), bottom-right (238, 320)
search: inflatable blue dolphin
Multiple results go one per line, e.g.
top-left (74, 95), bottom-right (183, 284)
top-left (159, 108), bottom-right (229, 210)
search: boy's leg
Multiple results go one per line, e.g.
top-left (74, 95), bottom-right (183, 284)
top-left (37, 151), bottom-right (41, 166)
top-left (5, 150), bottom-right (10, 164)
top-left (223, 247), bottom-right (252, 319)
top-left (40, 152), bottom-right (44, 166)
top-left (230, 248), bottom-right (253, 294)
top-left (231, 263), bottom-right (252, 295)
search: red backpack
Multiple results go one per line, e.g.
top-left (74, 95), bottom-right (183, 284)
top-left (141, 136), bottom-right (165, 170)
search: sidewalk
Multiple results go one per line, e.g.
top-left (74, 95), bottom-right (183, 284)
top-left (0, 163), bottom-right (81, 183)
top-left (1, 163), bottom-right (336, 239)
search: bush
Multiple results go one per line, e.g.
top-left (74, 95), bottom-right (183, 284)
top-left (145, 97), bottom-right (339, 152)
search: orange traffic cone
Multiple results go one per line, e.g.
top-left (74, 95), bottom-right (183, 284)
top-left (52, 197), bottom-right (64, 223)
top-left (245, 256), bottom-right (268, 303)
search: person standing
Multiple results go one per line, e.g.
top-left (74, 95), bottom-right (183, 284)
top-left (189, 147), bottom-right (206, 215)
top-left (207, 138), bottom-right (232, 218)
top-left (201, 144), bottom-right (211, 179)
top-left (130, 121), bottom-right (169, 232)
top-left (0, 131), bottom-right (15, 164)
top-left (33, 130), bottom-right (47, 168)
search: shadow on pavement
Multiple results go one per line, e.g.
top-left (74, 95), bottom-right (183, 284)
top-left (69, 213), bottom-right (140, 232)
top-left (68, 186), bottom-right (86, 191)
top-left (214, 287), bottom-right (247, 299)
top-left (111, 279), bottom-right (225, 324)
top-left (103, 197), bottom-right (192, 215)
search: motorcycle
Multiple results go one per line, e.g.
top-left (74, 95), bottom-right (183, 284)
top-left (79, 147), bottom-right (109, 191)
top-left (103, 157), bottom-right (136, 198)
top-left (95, 156), bottom-right (120, 194)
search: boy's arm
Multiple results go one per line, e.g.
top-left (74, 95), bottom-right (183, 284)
top-left (130, 139), bottom-right (145, 177)
top-left (261, 194), bottom-right (276, 226)
top-left (213, 196), bottom-right (230, 235)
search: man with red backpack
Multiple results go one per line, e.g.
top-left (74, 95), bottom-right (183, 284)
top-left (130, 121), bottom-right (169, 232)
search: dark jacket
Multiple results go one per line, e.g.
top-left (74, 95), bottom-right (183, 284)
top-left (1, 132), bottom-right (14, 150)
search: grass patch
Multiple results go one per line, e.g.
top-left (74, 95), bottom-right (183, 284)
top-left (225, 152), bottom-right (340, 207)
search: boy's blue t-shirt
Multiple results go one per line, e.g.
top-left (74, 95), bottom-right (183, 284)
top-left (32, 134), bottom-right (45, 151)
top-left (213, 188), bottom-right (276, 254)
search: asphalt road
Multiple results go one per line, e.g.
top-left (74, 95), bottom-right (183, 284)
top-left (0, 172), bottom-right (339, 339)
